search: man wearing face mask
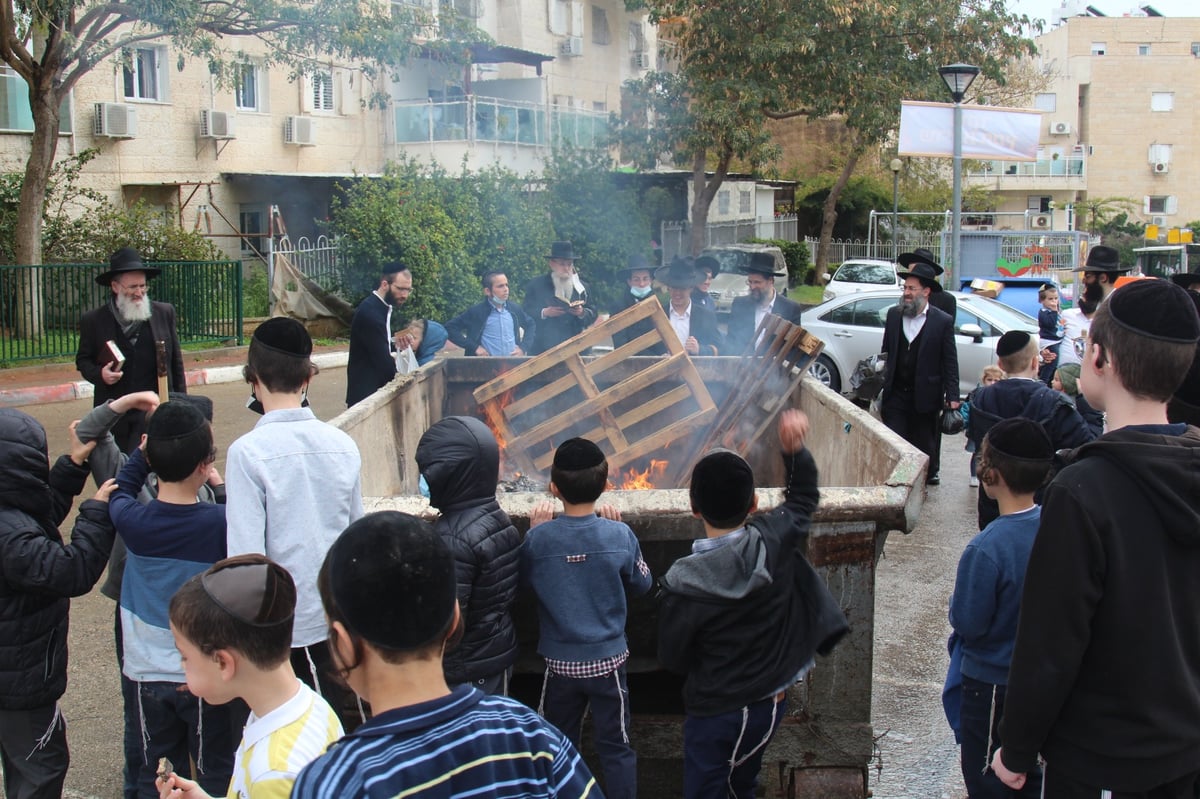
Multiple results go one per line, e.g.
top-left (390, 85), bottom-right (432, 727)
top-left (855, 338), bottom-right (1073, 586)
top-left (346, 263), bottom-right (413, 407)
top-left (225, 318), bottom-right (365, 731)
top-left (610, 254), bottom-right (663, 355)
top-left (446, 272), bottom-right (536, 356)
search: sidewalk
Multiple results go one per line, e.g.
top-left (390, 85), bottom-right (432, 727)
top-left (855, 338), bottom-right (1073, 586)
top-left (0, 343), bottom-right (349, 408)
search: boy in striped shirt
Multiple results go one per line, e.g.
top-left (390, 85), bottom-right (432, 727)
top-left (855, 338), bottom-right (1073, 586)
top-left (157, 555), bottom-right (342, 799)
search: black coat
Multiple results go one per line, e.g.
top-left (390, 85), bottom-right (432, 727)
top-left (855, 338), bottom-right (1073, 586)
top-left (610, 292), bottom-right (664, 355)
top-left (415, 417), bottom-right (522, 684)
top-left (445, 300), bottom-right (536, 356)
top-left (668, 300), bottom-right (725, 356)
top-left (0, 409), bottom-right (116, 711)
top-left (726, 293), bottom-right (805, 355)
top-left (521, 274), bottom-right (597, 355)
top-left (76, 300), bottom-right (186, 405)
top-left (346, 294), bottom-right (396, 407)
top-left (880, 305), bottom-right (959, 413)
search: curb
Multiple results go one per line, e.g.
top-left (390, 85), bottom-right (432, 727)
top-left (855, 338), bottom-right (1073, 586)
top-left (0, 352), bottom-right (349, 408)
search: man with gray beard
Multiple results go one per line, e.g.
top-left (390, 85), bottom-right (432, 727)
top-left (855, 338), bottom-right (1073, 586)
top-left (878, 259), bottom-right (959, 485)
top-left (77, 247), bottom-right (185, 452)
top-left (522, 241), bottom-right (596, 355)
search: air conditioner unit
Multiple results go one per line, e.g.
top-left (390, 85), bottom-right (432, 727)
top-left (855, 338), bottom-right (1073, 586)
top-left (560, 36), bottom-right (584, 57)
top-left (284, 115), bottom-right (316, 146)
top-left (1152, 215), bottom-right (1167, 226)
top-left (199, 109), bottom-right (236, 139)
top-left (1153, 161), bottom-right (1169, 173)
top-left (631, 53), bottom-right (652, 70)
top-left (1031, 214), bottom-right (1052, 229)
top-left (1050, 121), bottom-right (1071, 135)
top-left (93, 102), bottom-right (137, 138)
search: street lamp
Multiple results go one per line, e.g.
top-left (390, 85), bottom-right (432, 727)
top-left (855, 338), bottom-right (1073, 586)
top-left (939, 62), bottom-right (980, 290)
top-left (890, 158), bottom-right (903, 261)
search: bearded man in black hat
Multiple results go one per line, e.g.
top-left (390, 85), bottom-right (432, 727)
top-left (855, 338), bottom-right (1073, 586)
top-left (76, 247), bottom-right (185, 453)
top-left (346, 262), bottom-right (413, 407)
top-left (879, 261), bottom-right (959, 485)
top-left (726, 252), bottom-right (803, 354)
top-left (522, 241), bottom-right (597, 355)
top-left (1073, 244), bottom-right (1129, 307)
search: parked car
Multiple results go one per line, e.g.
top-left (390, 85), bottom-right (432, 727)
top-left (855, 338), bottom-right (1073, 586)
top-left (701, 243), bottom-right (788, 314)
top-left (822, 258), bottom-right (902, 301)
top-left (800, 289), bottom-right (1039, 397)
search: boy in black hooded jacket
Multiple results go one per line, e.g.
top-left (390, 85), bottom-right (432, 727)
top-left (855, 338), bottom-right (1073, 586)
top-left (0, 409), bottom-right (117, 799)
top-left (658, 409), bottom-right (849, 799)
top-left (415, 415), bottom-right (522, 694)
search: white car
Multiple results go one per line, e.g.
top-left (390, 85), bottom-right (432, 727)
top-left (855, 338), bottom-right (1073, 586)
top-left (701, 244), bottom-right (789, 314)
top-left (822, 258), bottom-right (902, 301)
top-left (801, 289), bottom-right (1039, 398)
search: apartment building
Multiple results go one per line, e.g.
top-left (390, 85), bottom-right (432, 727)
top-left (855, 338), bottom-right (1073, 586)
top-left (0, 0), bottom-right (656, 262)
top-left (965, 8), bottom-right (1200, 236)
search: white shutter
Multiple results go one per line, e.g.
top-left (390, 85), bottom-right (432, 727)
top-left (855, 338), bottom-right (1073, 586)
top-left (1166, 196), bottom-right (1179, 214)
top-left (301, 75), bottom-right (314, 112)
top-left (548, 0), bottom-right (567, 34)
top-left (1143, 196), bottom-right (1152, 214)
top-left (570, 1), bottom-right (584, 35)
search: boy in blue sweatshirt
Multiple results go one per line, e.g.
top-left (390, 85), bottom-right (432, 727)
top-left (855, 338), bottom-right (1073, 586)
top-left (949, 417), bottom-right (1053, 798)
top-left (109, 402), bottom-right (236, 798)
top-left (523, 437), bottom-right (653, 799)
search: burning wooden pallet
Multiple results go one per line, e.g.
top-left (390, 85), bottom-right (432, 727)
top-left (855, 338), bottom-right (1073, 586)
top-left (473, 300), bottom-right (718, 479)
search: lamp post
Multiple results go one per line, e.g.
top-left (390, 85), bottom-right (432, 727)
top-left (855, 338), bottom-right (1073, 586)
top-left (890, 158), bottom-right (902, 261)
top-left (939, 63), bottom-right (980, 290)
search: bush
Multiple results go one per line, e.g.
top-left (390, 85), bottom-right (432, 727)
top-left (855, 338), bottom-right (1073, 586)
top-left (243, 264), bottom-right (270, 317)
top-left (747, 237), bottom-right (810, 285)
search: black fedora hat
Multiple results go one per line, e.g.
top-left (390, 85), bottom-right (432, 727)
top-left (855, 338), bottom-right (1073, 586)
top-left (897, 262), bottom-right (944, 293)
top-left (1170, 269), bottom-right (1200, 290)
top-left (1073, 244), bottom-right (1127, 273)
top-left (618, 253), bottom-right (653, 279)
top-left (546, 241), bottom-right (579, 261)
top-left (738, 251), bottom-right (786, 278)
top-left (655, 257), bottom-right (701, 288)
top-left (897, 248), bottom-right (945, 275)
top-left (95, 247), bottom-right (161, 286)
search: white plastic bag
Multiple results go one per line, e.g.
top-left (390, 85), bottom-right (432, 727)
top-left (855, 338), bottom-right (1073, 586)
top-left (395, 346), bottom-right (419, 375)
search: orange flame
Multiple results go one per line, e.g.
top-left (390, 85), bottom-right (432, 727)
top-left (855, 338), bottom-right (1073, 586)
top-left (615, 459), bottom-right (669, 491)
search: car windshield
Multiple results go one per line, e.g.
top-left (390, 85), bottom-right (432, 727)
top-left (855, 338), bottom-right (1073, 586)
top-left (701, 250), bottom-right (749, 275)
top-left (835, 263), bottom-right (894, 284)
top-left (963, 295), bottom-right (1039, 330)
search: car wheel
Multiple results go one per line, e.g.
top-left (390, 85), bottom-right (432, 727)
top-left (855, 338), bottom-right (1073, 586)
top-left (808, 354), bottom-right (841, 392)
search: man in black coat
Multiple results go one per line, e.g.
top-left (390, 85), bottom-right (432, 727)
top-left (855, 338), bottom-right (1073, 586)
top-left (521, 241), bottom-right (597, 355)
top-left (691, 255), bottom-right (718, 312)
top-left (610, 254), bottom-right (663, 355)
top-left (656, 257), bottom-right (725, 356)
top-left (725, 252), bottom-right (803, 354)
top-left (346, 263), bottom-right (412, 407)
top-left (446, 271), bottom-right (536, 356)
top-left (879, 261), bottom-right (960, 485)
top-left (76, 247), bottom-right (186, 454)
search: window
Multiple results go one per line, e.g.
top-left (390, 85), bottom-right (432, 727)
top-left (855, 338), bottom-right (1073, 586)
top-left (235, 63), bottom-right (264, 111)
top-left (312, 70), bottom-right (334, 112)
top-left (1148, 143), bottom-right (1173, 164)
top-left (1192, 42), bottom-right (1200, 57)
top-left (1027, 196), bottom-right (1051, 213)
top-left (1151, 92), bottom-right (1174, 112)
top-left (123, 46), bottom-right (166, 101)
top-left (591, 6), bottom-right (611, 45)
top-left (955, 309), bottom-right (996, 338)
top-left (1090, 41), bottom-right (1105, 55)
top-left (739, 190), bottom-right (752, 215)
top-left (1145, 196), bottom-right (1176, 215)
top-left (592, 101), bottom-right (606, 112)
top-left (1034, 93), bottom-right (1056, 112)
top-left (717, 190), bottom-right (730, 215)
top-left (240, 206), bottom-right (267, 256)
top-left (1137, 44), bottom-right (1151, 56)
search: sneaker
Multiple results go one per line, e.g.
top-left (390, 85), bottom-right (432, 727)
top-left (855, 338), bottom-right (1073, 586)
top-left (969, 476), bottom-right (979, 488)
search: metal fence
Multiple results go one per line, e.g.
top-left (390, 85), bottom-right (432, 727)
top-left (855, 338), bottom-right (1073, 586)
top-left (809, 235), bottom-right (947, 266)
top-left (660, 215), bottom-right (799, 263)
top-left (271, 235), bottom-right (348, 298)
top-left (0, 260), bottom-right (242, 364)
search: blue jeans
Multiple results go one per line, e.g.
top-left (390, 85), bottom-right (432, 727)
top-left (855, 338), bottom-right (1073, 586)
top-left (683, 693), bottom-right (786, 799)
top-left (132, 681), bottom-right (237, 799)
top-left (540, 665), bottom-right (636, 799)
top-left (960, 675), bottom-right (1041, 798)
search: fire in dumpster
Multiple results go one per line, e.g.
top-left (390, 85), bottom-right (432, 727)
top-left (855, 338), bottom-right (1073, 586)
top-left (613, 459), bottom-right (669, 491)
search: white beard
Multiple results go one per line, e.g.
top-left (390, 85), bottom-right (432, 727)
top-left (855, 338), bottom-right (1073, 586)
top-left (552, 272), bottom-right (576, 303)
top-left (115, 292), bottom-right (152, 323)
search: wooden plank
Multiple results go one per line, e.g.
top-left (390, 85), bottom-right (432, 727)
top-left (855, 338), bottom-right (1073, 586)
top-left (570, 383), bottom-right (694, 445)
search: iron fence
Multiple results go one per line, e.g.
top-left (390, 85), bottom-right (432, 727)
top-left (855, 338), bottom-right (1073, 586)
top-left (272, 235), bottom-right (348, 298)
top-left (660, 215), bottom-right (799, 263)
top-left (1, 260), bottom-right (241, 364)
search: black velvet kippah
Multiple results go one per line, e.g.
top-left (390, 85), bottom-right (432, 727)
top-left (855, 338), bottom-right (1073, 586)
top-left (252, 317), bottom-right (313, 358)
top-left (146, 401), bottom-right (207, 441)
top-left (1108, 279), bottom-right (1200, 344)
top-left (168, 391), bottom-right (214, 422)
top-left (382, 261), bottom-right (408, 277)
top-left (326, 512), bottom-right (456, 651)
top-left (996, 330), bottom-right (1032, 358)
top-left (690, 449), bottom-right (755, 525)
top-left (985, 417), bottom-right (1053, 462)
top-left (553, 437), bottom-right (606, 470)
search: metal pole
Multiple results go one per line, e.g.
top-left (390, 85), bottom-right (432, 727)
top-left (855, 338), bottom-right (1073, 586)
top-left (951, 99), bottom-right (964, 290)
top-left (891, 161), bottom-right (901, 262)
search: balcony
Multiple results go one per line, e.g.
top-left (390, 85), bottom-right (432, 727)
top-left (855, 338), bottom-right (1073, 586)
top-left (965, 155), bottom-right (1087, 192)
top-left (391, 95), bottom-right (609, 173)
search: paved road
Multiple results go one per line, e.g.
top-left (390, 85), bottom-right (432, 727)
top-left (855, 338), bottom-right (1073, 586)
top-left (15, 367), bottom-right (968, 799)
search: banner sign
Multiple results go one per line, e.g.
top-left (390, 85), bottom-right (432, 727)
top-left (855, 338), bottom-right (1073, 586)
top-left (898, 101), bottom-right (1042, 161)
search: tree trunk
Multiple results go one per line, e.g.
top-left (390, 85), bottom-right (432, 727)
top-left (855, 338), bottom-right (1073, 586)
top-left (814, 142), bottom-right (865, 284)
top-left (13, 69), bottom-right (63, 338)
top-left (687, 144), bottom-right (733, 256)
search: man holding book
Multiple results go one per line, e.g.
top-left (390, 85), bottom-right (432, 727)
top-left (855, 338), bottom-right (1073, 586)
top-left (76, 247), bottom-right (185, 452)
top-left (522, 241), bottom-right (597, 355)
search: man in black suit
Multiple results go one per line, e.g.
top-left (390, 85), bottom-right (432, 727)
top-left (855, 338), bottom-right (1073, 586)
top-left (726, 251), bottom-right (803, 354)
top-left (610, 254), bottom-right (662, 355)
top-left (346, 263), bottom-right (413, 407)
top-left (522, 241), bottom-right (596, 355)
top-left (76, 247), bottom-right (185, 452)
top-left (445, 271), bottom-right (536, 356)
top-left (879, 261), bottom-right (960, 485)
top-left (656, 257), bottom-right (725, 355)
top-left (691, 255), bottom-right (718, 312)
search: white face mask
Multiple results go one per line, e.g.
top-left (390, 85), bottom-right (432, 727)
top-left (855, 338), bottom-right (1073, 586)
top-left (630, 285), bottom-right (653, 299)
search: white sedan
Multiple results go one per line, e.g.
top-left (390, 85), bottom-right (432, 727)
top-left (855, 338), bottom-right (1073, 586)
top-left (822, 258), bottom-right (902, 301)
top-left (801, 289), bottom-right (1040, 398)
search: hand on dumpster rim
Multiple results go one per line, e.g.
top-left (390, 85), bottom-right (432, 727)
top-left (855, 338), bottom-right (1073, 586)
top-left (990, 748), bottom-right (1026, 790)
top-left (595, 503), bottom-right (622, 522)
top-left (529, 499), bottom-right (557, 529)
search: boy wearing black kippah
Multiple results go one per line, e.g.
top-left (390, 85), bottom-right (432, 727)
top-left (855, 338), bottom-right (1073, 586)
top-left (522, 438), bottom-right (653, 799)
top-left (993, 279), bottom-right (1200, 797)
top-left (657, 410), bottom-right (848, 799)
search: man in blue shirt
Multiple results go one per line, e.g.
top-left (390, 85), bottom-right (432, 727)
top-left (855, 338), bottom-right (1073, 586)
top-left (446, 271), bottom-right (536, 356)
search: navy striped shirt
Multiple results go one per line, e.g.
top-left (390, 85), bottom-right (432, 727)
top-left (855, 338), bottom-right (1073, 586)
top-left (291, 685), bottom-right (600, 798)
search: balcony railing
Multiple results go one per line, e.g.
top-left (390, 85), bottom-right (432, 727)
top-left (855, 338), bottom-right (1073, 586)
top-left (394, 96), bottom-right (608, 149)
top-left (967, 155), bottom-right (1086, 179)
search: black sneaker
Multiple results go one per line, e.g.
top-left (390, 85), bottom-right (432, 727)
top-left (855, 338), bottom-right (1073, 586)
top-left (925, 472), bottom-right (940, 485)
